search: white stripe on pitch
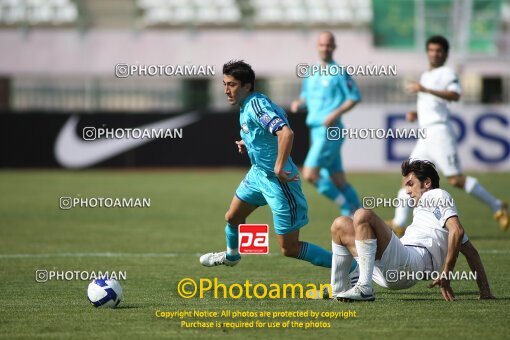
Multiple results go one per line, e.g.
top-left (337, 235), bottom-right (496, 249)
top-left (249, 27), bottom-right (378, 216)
top-left (479, 249), bottom-right (510, 254)
top-left (0, 249), bottom-right (508, 259)
top-left (0, 252), bottom-right (182, 259)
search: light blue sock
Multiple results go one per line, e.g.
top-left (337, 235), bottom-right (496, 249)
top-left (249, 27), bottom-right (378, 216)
top-left (349, 259), bottom-right (359, 286)
top-left (340, 184), bottom-right (361, 210)
top-left (316, 175), bottom-right (342, 202)
top-left (297, 242), bottom-right (332, 268)
top-left (225, 223), bottom-right (240, 261)
top-left (349, 259), bottom-right (358, 273)
top-left (341, 203), bottom-right (352, 217)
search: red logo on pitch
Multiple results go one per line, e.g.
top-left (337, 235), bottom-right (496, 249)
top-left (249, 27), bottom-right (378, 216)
top-left (239, 224), bottom-right (269, 254)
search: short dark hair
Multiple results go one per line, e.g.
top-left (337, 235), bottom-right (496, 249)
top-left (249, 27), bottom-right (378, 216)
top-left (401, 159), bottom-right (440, 189)
top-left (223, 60), bottom-right (255, 91)
top-left (426, 35), bottom-right (449, 54)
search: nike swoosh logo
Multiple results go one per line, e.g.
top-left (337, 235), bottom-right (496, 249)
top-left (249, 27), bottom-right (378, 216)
top-left (54, 112), bottom-right (200, 169)
top-left (360, 291), bottom-right (373, 298)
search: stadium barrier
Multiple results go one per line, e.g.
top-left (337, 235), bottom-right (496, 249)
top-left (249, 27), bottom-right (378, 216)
top-left (1, 105), bottom-right (508, 171)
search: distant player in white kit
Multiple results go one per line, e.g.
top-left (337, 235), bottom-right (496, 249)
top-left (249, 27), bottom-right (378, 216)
top-left (330, 159), bottom-right (494, 301)
top-left (388, 35), bottom-right (508, 236)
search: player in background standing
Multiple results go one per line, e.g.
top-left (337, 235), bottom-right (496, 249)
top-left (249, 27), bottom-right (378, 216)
top-left (387, 35), bottom-right (508, 236)
top-left (291, 31), bottom-right (361, 217)
top-left (200, 60), bottom-right (356, 275)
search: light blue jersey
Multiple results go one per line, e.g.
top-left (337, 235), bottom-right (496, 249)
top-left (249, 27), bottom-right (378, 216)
top-left (239, 92), bottom-right (298, 175)
top-left (300, 61), bottom-right (361, 127)
top-left (235, 92), bottom-right (308, 234)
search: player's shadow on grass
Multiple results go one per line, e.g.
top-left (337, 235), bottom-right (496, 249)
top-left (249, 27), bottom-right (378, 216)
top-left (382, 290), bottom-right (437, 296)
top-left (381, 291), bottom-right (439, 301)
top-left (114, 304), bottom-right (141, 309)
top-left (400, 297), bottom-right (507, 301)
top-left (383, 290), bottom-right (507, 301)
top-left (399, 298), bottom-right (445, 301)
top-left (454, 291), bottom-right (510, 300)
top-left (468, 235), bottom-right (510, 241)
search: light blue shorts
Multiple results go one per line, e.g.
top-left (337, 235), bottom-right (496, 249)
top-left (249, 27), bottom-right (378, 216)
top-left (304, 125), bottom-right (344, 173)
top-left (235, 166), bottom-right (309, 235)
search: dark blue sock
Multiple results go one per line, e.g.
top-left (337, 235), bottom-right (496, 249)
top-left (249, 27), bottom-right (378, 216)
top-left (297, 242), bottom-right (332, 268)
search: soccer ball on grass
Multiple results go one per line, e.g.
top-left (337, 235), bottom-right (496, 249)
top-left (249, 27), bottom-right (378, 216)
top-left (87, 277), bottom-right (123, 308)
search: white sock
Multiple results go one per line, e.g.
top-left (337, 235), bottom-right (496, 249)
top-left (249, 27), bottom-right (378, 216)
top-left (334, 194), bottom-right (346, 206)
top-left (226, 247), bottom-right (239, 257)
top-left (331, 241), bottom-right (352, 296)
top-left (464, 176), bottom-right (502, 212)
top-left (355, 239), bottom-right (377, 289)
top-left (392, 188), bottom-right (410, 227)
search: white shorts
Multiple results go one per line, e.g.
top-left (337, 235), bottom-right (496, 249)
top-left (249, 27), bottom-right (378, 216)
top-left (410, 124), bottom-right (462, 177)
top-left (372, 233), bottom-right (433, 290)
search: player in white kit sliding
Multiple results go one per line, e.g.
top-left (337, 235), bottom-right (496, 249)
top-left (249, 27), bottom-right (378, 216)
top-left (387, 35), bottom-right (508, 236)
top-left (330, 159), bottom-right (494, 301)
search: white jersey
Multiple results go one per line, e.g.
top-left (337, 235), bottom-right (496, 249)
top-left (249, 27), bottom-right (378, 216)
top-left (400, 188), bottom-right (460, 272)
top-left (417, 66), bottom-right (461, 128)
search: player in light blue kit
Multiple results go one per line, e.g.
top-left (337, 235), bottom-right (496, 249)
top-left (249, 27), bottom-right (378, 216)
top-left (200, 60), bottom-right (357, 275)
top-left (291, 31), bottom-right (361, 216)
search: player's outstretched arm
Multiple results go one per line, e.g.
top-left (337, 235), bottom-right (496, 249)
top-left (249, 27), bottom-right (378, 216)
top-left (406, 111), bottom-right (417, 122)
top-left (274, 126), bottom-right (298, 182)
top-left (406, 81), bottom-right (460, 101)
top-left (430, 216), bottom-right (464, 301)
top-left (290, 98), bottom-right (305, 113)
top-left (460, 240), bottom-right (496, 299)
top-left (323, 99), bottom-right (359, 127)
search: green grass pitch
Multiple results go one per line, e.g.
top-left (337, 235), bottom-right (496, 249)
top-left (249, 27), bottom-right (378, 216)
top-left (0, 169), bottom-right (509, 339)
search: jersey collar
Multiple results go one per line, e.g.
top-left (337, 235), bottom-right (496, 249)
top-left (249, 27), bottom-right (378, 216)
top-left (241, 92), bottom-right (258, 110)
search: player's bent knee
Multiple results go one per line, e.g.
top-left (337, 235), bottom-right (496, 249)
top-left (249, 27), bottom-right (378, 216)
top-left (447, 176), bottom-right (464, 188)
top-left (224, 211), bottom-right (233, 223)
top-left (353, 208), bottom-right (374, 225)
top-left (225, 210), bottom-right (242, 225)
top-left (281, 246), bottom-right (300, 258)
top-left (333, 178), bottom-right (347, 188)
top-left (331, 216), bottom-right (350, 236)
